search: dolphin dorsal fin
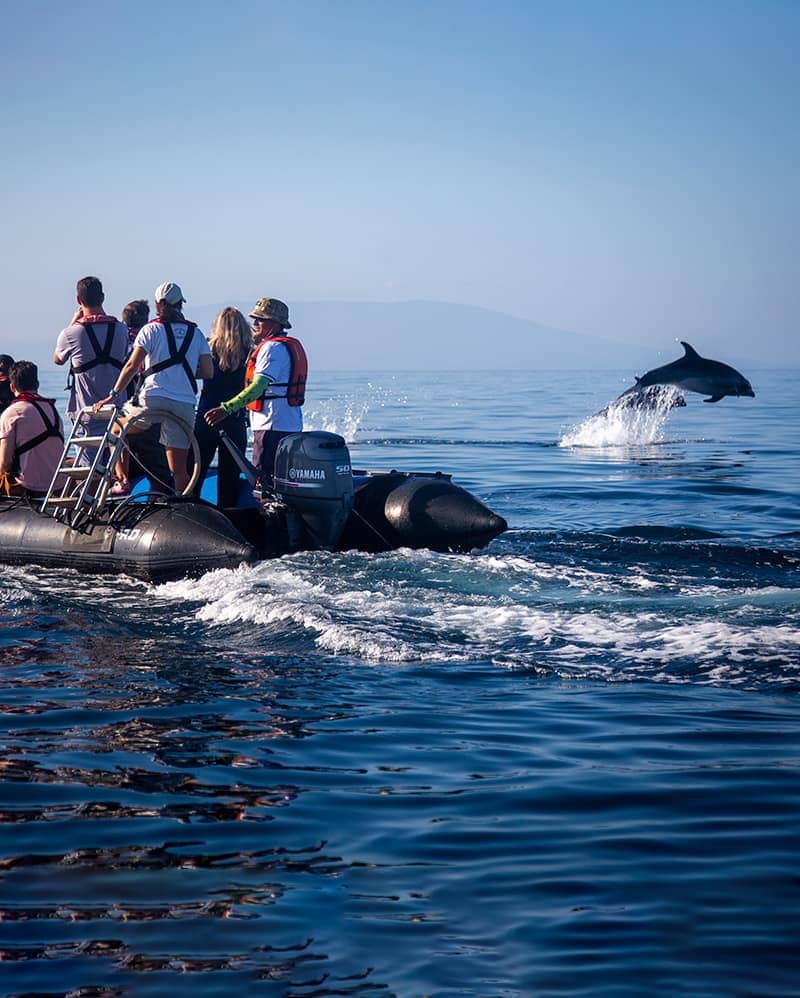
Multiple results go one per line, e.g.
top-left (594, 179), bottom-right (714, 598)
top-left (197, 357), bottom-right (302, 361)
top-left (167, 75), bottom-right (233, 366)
top-left (680, 341), bottom-right (701, 359)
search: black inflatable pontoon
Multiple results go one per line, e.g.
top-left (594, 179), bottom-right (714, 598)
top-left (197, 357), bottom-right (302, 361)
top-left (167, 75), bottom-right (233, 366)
top-left (0, 432), bottom-right (507, 581)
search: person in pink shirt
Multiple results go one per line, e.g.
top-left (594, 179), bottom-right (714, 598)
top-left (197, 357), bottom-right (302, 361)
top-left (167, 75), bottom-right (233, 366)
top-left (0, 361), bottom-right (64, 497)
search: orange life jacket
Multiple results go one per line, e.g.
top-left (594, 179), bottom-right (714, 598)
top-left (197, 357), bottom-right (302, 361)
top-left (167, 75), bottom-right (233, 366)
top-left (245, 336), bottom-right (307, 411)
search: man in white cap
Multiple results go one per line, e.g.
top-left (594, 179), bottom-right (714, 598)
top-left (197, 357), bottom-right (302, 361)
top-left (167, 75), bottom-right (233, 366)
top-left (93, 282), bottom-right (212, 495)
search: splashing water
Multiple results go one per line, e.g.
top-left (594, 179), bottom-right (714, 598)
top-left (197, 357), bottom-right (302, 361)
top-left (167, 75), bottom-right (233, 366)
top-left (306, 398), bottom-right (370, 441)
top-left (558, 385), bottom-right (685, 447)
top-left (304, 380), bottom-right (413, 443)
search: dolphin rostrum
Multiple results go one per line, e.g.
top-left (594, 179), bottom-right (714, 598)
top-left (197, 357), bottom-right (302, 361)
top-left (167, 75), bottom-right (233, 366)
top-left (621, 342), bottom-right (755, 403)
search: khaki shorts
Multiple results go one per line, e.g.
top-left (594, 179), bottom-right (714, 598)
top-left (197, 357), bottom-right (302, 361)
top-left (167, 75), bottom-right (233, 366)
top-left (121, 397), bottom-right (196, 449)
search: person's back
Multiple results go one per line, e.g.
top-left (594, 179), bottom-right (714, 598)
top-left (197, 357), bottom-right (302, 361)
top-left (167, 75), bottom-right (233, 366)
top-left (53, 276), bottom-right (130, 421)
top-left (135, 296), bottom-right (208, 406)
top-left (0, 361), bottom-right (64, 496)
top-left (121, 298), bottom-right (172, 489)
top-left (92, 282), bottom-right (212, 495)
top-left (194, 307), bottom-right (251, 507)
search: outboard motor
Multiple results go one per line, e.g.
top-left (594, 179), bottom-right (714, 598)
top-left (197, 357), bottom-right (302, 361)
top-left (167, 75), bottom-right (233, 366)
top-left (273, 432), bottom-right (354, 550)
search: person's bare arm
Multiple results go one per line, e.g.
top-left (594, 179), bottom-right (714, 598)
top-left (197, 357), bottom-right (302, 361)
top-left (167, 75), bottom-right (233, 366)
top-left (196, 353), bottom-right (214, 380)
top-left (92, 345), bottom-right (146, 412)
top-left (0, 434), bottom-right (14, 473)
top-left (54, 309), bottom-right (83, 365)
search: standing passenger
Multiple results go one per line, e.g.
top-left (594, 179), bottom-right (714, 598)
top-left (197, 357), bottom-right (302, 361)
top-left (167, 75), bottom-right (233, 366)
top-left (192, 307), bottom-right (251, 508)
top-left (204, 298), bottom-right (306, 494)
top-left (121, 298), bottom-right (172, 489)
top-left (53, 276), bottom-right (130, 429)
top-left (121, 299), bottom-right (150, 347)
top-left (93, 283), bottom-right (212, 495)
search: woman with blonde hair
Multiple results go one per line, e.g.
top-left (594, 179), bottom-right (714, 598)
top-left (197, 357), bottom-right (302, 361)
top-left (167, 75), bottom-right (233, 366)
top-left (192, 307), bottom-right (252, 507)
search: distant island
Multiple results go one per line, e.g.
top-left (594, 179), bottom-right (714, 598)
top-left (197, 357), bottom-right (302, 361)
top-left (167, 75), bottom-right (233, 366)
top-left (190, 299), bottom-right (652, 372)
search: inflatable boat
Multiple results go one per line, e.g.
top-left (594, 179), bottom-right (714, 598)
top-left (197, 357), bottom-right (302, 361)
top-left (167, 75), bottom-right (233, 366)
top-left (0, 431), bottom-right (507, 581)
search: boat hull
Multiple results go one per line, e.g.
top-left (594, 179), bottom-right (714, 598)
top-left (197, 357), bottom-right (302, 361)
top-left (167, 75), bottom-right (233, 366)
top-left (0, 499), bottom-right (257, 582)
top-left (0, 470), bottom-right (507, 581)
top-left (337, 472), bottom-right (508, 553)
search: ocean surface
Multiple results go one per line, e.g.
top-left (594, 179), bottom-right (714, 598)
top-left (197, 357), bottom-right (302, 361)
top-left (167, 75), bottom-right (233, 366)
top-left (1, 368), bottom-right (799, 997)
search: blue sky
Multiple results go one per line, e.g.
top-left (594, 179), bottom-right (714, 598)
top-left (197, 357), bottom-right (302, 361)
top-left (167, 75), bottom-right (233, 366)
top-left (2, 0), bottom-right (798, 366)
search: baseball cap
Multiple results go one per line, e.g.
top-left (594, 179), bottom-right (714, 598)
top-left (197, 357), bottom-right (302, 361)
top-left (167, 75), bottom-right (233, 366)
top-left (154, 282), bottom-right (186, 306)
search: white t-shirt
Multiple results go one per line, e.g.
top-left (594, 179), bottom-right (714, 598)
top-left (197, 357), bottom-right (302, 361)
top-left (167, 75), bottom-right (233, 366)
top-left (134, 319), bottom-right (211, 405)
top-left (250, 339), bottom-right (303, 433)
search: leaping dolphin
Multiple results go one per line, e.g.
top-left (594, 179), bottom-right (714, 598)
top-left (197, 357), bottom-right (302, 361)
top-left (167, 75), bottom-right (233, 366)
top-left (621, 342), bottom-right (755, 403)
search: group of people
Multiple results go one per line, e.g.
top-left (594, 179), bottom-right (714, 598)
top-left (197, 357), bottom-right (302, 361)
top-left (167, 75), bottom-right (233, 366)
top-left (0, 276), bottom-right (307, 505)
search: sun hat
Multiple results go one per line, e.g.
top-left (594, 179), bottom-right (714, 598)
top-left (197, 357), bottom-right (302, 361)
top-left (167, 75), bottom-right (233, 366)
top-left (154, 282), bottom-right (186, 306)
top-left (249, 297), bottom-right (291, 329)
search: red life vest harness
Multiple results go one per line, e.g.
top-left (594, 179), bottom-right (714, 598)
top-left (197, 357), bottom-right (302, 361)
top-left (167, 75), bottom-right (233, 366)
top-left (9, 394), bottom-right (64, 471)
top-left (143, 318), bottom-right (199, 393)
top-left (244, 335), bottom-right (307, 411)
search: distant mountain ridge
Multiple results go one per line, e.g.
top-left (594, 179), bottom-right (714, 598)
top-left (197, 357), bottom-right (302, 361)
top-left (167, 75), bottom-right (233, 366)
top-left (190, 299), bottom-right (651, 371)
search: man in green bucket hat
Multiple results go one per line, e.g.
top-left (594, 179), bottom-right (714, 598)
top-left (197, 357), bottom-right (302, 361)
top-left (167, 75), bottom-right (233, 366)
top-left (205, 297), bottom-right (308, 494)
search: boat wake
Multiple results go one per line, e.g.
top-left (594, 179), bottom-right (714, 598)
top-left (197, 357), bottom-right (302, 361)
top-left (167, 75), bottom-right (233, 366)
top-left (147, 539), bottom-right (800, 688)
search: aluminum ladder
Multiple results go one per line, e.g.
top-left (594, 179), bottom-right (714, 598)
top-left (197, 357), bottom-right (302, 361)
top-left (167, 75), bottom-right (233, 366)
top-left (40, 405), bottom-right (127, 525)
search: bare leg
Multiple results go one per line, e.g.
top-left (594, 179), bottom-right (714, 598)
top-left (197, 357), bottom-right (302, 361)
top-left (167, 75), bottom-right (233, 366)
top-left (166, 446), bottom-right (190, 494)
top-left (109, 416), bottom-right (143, 483)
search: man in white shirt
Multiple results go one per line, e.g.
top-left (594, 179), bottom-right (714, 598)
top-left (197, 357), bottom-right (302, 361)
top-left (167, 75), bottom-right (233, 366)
top-left (204, 297), bottom-right (306, 494)
top-left (94, 282), bottom-right (212, 495)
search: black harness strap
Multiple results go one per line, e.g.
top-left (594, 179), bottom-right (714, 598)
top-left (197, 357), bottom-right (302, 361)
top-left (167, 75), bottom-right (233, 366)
top-left (13, 400), bottom-right (64, 467)
top-left (145, 321), bottom-right (198, 393)
top-left (71, 321), bottom-right (124, 374)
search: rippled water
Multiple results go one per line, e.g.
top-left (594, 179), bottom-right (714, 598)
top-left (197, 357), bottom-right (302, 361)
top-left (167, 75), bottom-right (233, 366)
top-left (1, 368), bottom-right (799, 996)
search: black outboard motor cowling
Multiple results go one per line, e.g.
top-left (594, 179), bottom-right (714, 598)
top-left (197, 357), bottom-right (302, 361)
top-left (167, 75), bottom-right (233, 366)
top-left (273, 432), bottom-right (354, 550)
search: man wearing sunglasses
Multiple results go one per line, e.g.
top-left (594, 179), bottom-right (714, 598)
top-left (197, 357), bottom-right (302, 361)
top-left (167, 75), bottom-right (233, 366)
top-left (204, 297), bottom-right (307, 494)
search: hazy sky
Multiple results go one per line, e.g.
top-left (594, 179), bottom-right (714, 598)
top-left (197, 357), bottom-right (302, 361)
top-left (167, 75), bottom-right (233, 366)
top-left (2, 0), bottom-right (798, 365)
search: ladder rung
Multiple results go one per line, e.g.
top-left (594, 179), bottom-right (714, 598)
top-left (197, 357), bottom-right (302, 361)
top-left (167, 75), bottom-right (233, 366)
top-left (41, 406), bottom-right (123, 519)
top-left (72, 436), bottom-right (108, 447)
top-left (59, 466), bottom-right (108, 479)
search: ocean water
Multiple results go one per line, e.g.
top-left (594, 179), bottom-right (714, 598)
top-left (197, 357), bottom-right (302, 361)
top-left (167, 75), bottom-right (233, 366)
top-left (1, 368), bottom-right (799, 997)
